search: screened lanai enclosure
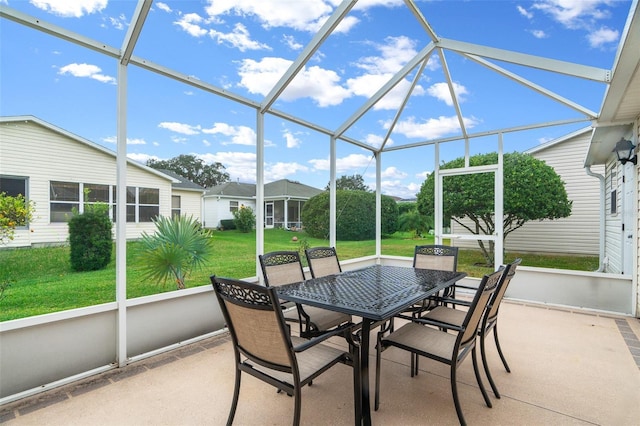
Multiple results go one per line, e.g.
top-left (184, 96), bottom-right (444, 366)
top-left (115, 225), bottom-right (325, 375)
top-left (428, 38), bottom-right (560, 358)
top-left (1, 0), bottom-right (639, 405)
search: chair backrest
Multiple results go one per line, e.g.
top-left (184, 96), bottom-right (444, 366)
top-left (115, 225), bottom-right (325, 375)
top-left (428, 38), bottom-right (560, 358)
top-left (485, 258), bottom-right (521, 323)
top-left (458, 265), bottom-right (510, 349)
top-left (259, 251), bottom-right (306, 287)
top-left (211, 276), bottom-right (294, 371)
top-left (413, 245), bottom-right (458, 271)
top-left (305, 246), bottom-right (342, 278)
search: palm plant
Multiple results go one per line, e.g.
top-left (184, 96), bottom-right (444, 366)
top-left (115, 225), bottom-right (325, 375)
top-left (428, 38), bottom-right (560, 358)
top-left (138, 215), bottom-right (214, 289)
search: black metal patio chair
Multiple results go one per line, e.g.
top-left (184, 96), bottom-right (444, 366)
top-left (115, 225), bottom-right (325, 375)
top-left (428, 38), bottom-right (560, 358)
top-left (259, 251), bottom-right (352, 338)
top-left (211, 275), bottom-right (354, 426)
top-left (418, 258), bottom-right (522, 398)
top-left (374, 266), bottom-right (509, 426)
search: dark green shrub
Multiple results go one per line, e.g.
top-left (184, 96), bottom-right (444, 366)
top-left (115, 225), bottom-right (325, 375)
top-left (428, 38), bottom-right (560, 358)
top-left (219, 219), bottom-right (236, 230)
top-left (68, 205), bottom-right (113, 271)
top-left (301, 190), bottom-right (398, 241)
top-left (233, 206), bottom-right (255, 233)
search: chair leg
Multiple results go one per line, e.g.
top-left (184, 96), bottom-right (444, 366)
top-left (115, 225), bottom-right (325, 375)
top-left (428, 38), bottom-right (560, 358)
top-left (480, 330), bottom-right (501, 398)
top-left (472, 347), bottom-right (492, 408)
top-left (450, 363), bottom-right (467, 426)
top-left (227, 368), bottom-right (241, 426)
top-left (493, 324), bottom-right (511, 373)
top-left (293, 385), bottom-right (302, 426)
top-left (374, 338), bottom-right (382, 410)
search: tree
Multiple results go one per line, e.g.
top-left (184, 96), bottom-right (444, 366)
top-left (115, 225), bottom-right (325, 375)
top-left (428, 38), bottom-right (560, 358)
top-left (147, 154), bottom-right (230, 188)
top-left (417, 152), bottom-right (572, 266)
top-left (0, 192), bottom-right (34, 244)
top-left (325, 174), bottom-right (371, 192)
top-left (302, 190), bottom-right (398, 240)
top-left (138, 215), bottom-right (214, 290)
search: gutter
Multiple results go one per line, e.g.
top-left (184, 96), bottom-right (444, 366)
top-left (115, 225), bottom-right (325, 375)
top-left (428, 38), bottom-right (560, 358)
top-left (585, 165), bottom-right (606, 272)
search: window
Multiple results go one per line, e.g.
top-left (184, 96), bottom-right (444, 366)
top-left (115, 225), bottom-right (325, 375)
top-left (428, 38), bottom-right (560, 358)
top-left (50, 181), bottom-right (79, 222)
top-left (0, 176), bottom-right (27, 197)
top-left (609, 166), bottom-right (618, 215)
top-left (230, 201), bottom-right (238, 213)
top-left (50, 182), bottom-right (159, 223)
top-left (124, 186), bottom-right (159, 222)
top-left (172, 195), bottom-right (181, 218)
top-left (611, 189), bottom-right (617, 214)
top-left (1, 176), bottom-right (30, 227)
top-left (138, 188), bottom-right (159, 222)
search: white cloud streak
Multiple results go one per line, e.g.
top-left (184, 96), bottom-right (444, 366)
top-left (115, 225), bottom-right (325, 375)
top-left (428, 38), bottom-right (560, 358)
top-left (58, 63), bottom-right (115, 84)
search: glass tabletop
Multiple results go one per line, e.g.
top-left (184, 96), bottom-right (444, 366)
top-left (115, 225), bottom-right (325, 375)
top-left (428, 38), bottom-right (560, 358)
top-left (277, 265), bottom-right (467, 321)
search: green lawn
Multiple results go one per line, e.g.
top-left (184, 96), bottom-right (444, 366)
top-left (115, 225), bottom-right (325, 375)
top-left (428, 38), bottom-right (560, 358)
top-left (0, 229), bottom-right (598, 321)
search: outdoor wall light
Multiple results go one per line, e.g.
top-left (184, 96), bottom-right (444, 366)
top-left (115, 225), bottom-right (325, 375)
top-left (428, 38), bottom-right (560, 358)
top-left (612, 137), bottom-right (637, 165)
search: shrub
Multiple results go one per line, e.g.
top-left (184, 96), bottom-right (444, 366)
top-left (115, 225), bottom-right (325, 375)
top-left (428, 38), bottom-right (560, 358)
top-left (138, 215), bottom-right (214, 289)
top-left (233, 205), bottom-right (255, 233)
top-left (68, 204), bottom-right (113, 271)
top-left (0, 192), bottom-right (35, 244)
top-left (219, 219), bottom-right (236, 230)
top-left (301, 190), bottom-right (398, 241)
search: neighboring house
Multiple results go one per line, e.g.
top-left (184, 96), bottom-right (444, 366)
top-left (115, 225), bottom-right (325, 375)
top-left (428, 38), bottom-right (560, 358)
top-left (451, 128), bottom-right (603, 256)
top-left (0, 115), bottom-right (202, 248)
top-left (154, 169), bottom-right (205, 220)
top-left (203, 179), bottom-right (324, 229)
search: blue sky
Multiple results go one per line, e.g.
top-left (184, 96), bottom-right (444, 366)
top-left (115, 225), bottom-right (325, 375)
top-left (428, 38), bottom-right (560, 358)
top-left (0, 0), bottom-right (633, 198)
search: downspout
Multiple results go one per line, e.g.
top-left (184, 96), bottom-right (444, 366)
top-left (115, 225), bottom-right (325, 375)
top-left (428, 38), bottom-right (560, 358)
top-left (585, 165), bottom-right (606, 272)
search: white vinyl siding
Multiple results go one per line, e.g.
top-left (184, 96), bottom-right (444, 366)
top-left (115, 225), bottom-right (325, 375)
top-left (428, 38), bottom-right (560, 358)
top-left (0, 119), bottom-right (178, 247)
top-left (202, 197), bottom-right (255, 229)
top-left (605, 159), bottom-right (623, 273)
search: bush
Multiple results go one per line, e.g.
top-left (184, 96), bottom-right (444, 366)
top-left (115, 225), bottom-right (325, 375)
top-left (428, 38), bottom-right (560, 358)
top-left (138, 215), bottom-right (214, 290)
top-left (219, 219), bottom-right (236, 230)
top-left (301, 190), bottom-right (398, 241)
top-left (68, 205), bottom-right (113, 271)
top-left (233, 205), bottom-right (255, 233)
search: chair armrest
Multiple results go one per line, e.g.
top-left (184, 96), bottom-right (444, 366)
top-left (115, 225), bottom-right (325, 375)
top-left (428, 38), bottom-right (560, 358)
top-left (413, 316), bottom-right (464, 331)
top-left (438, 297), bottom-right (472, 307)
top-left (453, 283), bottom-right (478, 290)
top-left (293, 322), bottom-right (354, 352)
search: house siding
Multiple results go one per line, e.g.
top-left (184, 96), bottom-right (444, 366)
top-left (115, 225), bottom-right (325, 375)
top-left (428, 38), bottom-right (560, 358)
top-left (605, 159), bottom-right (624, 273)
top-left (1, 119), bottom-right (175, 247)
top-left (202, 197), bottom-right (255, 229)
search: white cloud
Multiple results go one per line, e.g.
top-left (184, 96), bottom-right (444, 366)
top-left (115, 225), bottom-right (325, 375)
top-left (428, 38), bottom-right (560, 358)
top-left (158, 122), bottom-right (202, 135)
top-left (202, 139), bottom-right (211, 147)
top-left (105, 14), bottom-right (127, 30)
top-left (266, 162), bottom-right (310, 182)
top-left (209, 23), bottom-right (271, 52)
top-left (203, 122), bottom-right (257, 146)
top-left (530, 29), bottom-right (548, 39)
top-left (102, 136), bottom-right (146, 145)
top-left (30, 0), bottom-right (107, 17)
top-left (283, 130), bottom-right (302, 148)
top-left (283, 34), bottom-right (303, 50)
top-left (380, 166), bottom-right (407, 179)
top-left (532, 0), bottom-right (613, 30)
top-left (427, 82), bottom-right (468, 106)
top-left (204, 0), bottom-right (339, 33)
top-left (200, 151), bottom-right (257, 182)
top-left (517, 5), bottom-right (534, 19)
top-left (309, 153), bottom-right (374, 173)
top-left (364, 133), bottom-right (386, 149)
top-left (156, 2), bottom-right (172, 13)
top-left (588, 26), bottom-right (619, 48)
top-left (58, 63), bottom-right (115, 84)
top-left (391, 115), bottom-right (479, 140)
top-left (174, 13), bottom-right (208, 37)
top-left (127, 153), bottom-right (154, 164)
top-left (237, 57), bottom-right (351, 107)
top-left (416, 171), bottom-right (431, 180)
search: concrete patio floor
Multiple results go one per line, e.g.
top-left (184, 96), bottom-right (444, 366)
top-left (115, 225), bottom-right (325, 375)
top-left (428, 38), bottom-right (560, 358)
top-left (2, 300), bottom-right (639, 425)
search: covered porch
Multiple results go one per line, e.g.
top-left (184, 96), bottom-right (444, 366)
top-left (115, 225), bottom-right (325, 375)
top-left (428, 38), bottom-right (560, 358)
top-left (2, 300), bottom-right (639, 425)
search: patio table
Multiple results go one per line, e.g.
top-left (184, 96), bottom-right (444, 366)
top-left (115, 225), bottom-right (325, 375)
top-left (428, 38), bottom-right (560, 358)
top-left (277, 264), bottom-right (467, 425)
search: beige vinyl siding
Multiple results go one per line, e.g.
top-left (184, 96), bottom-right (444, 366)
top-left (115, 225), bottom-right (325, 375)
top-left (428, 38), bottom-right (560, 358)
top-left (0, 119), bottom-right (173, 247)
top-left (172, 189), bottom-right (202, 219)
top-left (452, 131), bottom-right (602, 255)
